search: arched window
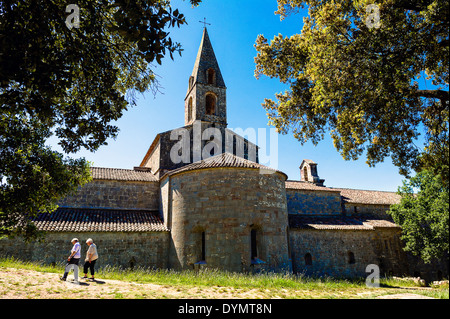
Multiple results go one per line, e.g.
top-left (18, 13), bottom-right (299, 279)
top-left (304, 253), bottom-right (312, 266)
top-left (194, 229), bottom-right (206, 262)
top-left (207, 68), bottom-right (215, 85)
top-left (303, 167), bottom-right (309, 181)
top-left (286, 227), bottom-right (291, 258)
top-left (348, 251), bottom-right (355, 264)
top-left (205, 93), bottom-right (216, 115)
top-left (188, 97), bottom-right (193, 122)
top-left (201, 231), bottom-right (206, 261)
top-left (189, 76), bottom-right (194, 89)
top-left (251, 229), bottom-right (258, 260)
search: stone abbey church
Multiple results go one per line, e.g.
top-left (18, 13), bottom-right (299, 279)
top-left (1, 28), bottom-right (447, 281)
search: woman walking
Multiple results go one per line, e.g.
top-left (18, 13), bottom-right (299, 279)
top-left (82, 238), bottom-right (98, 281)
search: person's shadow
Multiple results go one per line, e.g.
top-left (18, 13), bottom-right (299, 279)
top-left (67, 281), bottom-right (89, 286)
top-left (67, 279), bottom-right (105, 285)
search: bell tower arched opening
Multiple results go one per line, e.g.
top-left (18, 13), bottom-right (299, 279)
top-left (205, 93), bottom-right (216, 115)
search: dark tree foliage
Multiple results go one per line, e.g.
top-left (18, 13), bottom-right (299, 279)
top-left (0, 0), bottom-right (201, 240)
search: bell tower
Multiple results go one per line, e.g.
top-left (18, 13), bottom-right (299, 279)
top-left (185, 28), bottom-right (227, 128)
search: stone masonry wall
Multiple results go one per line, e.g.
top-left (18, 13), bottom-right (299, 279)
top-left (58, 180), bottom-right (160, 210)
top-left (344, 203), bottom-right (391, 218)
top-left (286, 189), bottom-right (342, 215)
top-left (0, 232), bottom-right (170, 269)
top-left (289, 228), bottom-right (410, 278)
top-left (144, 138), bottom-right (161, 176)
top-left (165, 168), bottom-right (291, 273)
top-left (193, 85), bottom-right (227, 126)
top-left (289, 229), bottom-right (379, 278)
top-left (151, 123), bottom-right (260, 178)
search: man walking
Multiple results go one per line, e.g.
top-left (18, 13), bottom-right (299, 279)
top-left (60, 238), bottom-right (81, 282)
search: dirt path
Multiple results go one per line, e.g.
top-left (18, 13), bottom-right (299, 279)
top-left (0, 267), bottom-right (438, 299)
top-left (377, 293), bottom-right (435, 299)
top-left (0, 267), bottom-right (280, 299)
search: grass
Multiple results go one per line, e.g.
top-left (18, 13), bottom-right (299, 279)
top-left (0, 256), bottom-right (448, 299)
top-left (0, 257), bottom-right (63, 274)
top-left (0, 256), bottom-right (360, 290)
top-left (83, 264), bottom-right (371, 292)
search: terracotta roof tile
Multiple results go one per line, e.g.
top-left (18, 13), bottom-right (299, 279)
top-left (285, 180), bottom-right (340, 192)
top-left (288, 214), bottom-right (399, 230)
top-left (164, 152), bottom-right (288, 179)
top-left (91, 167), bottom-right (158, 182)
top-left (334, 188), bottom-right (401, 205)
top-left (33, 208), bottom-right (168, 232)
top-left (286, 181), bottom-right (401, 205)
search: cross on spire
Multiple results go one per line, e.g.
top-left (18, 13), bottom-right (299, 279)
top-left (199, 17), bottom-right (211, 28)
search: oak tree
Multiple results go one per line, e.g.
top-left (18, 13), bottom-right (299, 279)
top-left (254, 0), bottom-right (449, 182)
top-left (0, 0), bottom-right (201, 239)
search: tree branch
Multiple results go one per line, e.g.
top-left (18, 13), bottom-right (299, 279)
top-left (414, 89), bottom-right (449, 103)
top-left (394, 0), bottom-right (435, 12)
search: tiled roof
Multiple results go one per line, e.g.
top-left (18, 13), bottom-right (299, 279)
top-left (334, 188), bottom-right (401, 205)
top-left (301, 159), bottom-right (317, 165)
top-left (288, 214), bottom-right (399, 230)
top-left (285, 180), bottom-right (340, 192)
top-left (285, 181), bottom-right (401, 205)
top-left (33, 208), bottom-right (168, 232)
top-left (164, 152), bottom-right (288, 179)
top-left (91, 167), bottom-right (158, 182)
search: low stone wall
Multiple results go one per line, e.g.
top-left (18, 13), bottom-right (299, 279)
top-left (0, 231), bottom-right (170, 270)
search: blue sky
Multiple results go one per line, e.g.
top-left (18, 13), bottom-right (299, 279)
top-left (51, 0), bottom-right (414, 192)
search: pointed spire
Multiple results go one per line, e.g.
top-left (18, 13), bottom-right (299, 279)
top-left (185, 27), bottom-right (227, 127)
top-left (190, 28), bottom-right (226, 88)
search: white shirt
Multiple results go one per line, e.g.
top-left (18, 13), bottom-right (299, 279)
top-left (71, 242), bottom-right (81, 259)
top-left (85, 243), bottom-right (98, 262)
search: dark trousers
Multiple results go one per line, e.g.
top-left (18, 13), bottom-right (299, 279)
top-left (83, 259), bottom-right (97, 276)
